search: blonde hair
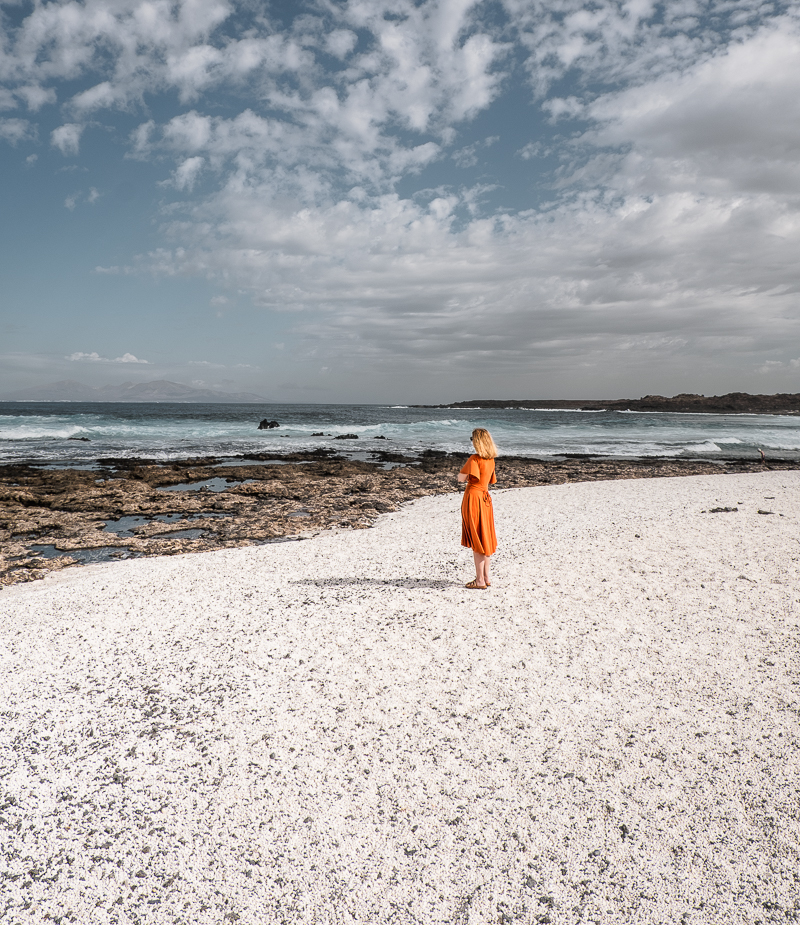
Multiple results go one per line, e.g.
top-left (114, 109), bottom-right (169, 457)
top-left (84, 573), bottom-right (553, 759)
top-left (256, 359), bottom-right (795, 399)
top-left (471, 428), bottom-right (498, 459)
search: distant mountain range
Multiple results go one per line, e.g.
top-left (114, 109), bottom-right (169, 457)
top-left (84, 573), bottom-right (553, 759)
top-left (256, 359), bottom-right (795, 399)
top-left (2, 379), bottom-right (269, 403)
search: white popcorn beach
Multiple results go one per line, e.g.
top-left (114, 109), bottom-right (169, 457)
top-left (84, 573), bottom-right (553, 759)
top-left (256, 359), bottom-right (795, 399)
top-left (1, 472), bottom-right (798, 924)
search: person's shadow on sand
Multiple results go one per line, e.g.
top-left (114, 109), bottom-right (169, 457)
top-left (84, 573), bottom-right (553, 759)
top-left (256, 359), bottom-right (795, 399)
top-left (290, 577), bottom-right (460, 590)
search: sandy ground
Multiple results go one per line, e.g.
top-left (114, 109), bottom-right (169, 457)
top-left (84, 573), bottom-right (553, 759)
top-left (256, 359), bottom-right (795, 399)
top-left (1, 471), bottom-right (798, 925)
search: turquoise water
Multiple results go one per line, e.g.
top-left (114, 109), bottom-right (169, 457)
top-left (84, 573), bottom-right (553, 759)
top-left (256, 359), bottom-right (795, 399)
top-left (1, 401), bottom-right (798, 464)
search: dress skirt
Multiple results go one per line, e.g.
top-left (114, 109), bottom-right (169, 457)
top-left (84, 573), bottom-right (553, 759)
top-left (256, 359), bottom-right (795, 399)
top-left (461, 487), bottom-right (497, 556)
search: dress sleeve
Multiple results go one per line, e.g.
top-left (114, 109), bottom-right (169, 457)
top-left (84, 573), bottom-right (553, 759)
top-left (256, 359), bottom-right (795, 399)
top-left (459, 455), bottom-right (481, 479)
top-left (490, 462), bottom-right (497, 484)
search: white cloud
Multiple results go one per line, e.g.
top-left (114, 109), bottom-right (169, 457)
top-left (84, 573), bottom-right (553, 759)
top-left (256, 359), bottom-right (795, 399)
top-left (67, 351), bottom-right (104, 362)
top-left (71, 81), bottom-right (122, 113)
top-left (326, 29), bottom-right (357, 59)
top-left (0, 117), bottom-right (34, 144)
top-left (129, 120), bottom-right (155, 157)
top-left (3, 0), bottom-right (506, 188)
top-left (584, 22), bottom-right (800, 197)
top-left (51, 122), bottom-right (84, 155)
top-left (506, 0), bottom-right (776, 95)
top-left (64, 187), bottom-right (102, 209)
top-left (452, 135), bottom-right (499, 167)
top-left (758, 360), bottom-right (783, 374)
top-left (67, 351), bottom-right (149, 364)
top-left (129, 14), bottom-right (800, 392)
top-left (162, 111), bottom-right (212, 152)
top-left (336, 0), bottom-right (507, 133)
top-left (170, 156), bottom-right (205, 191)
top-left (152, 106), bottom-right (441, 194)
top-left (16, 85), bottom-right (56, 111)
top-left (0, 0), bottom-right (309, 116)
top-left (5, 1), bottom-right (800, 395)
top-left (543, 96), bottom-right (584, 121)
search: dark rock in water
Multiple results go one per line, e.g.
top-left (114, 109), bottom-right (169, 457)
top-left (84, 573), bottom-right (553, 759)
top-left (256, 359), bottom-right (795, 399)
top-left (334, 434), bottom-right (359, 440)
top-left (374, 435), bottom-right (387, 440)
top-left (311, 432), bottom-right (325, 436)
top-left (258, 420), bottom-right (280, 430)
top-left (68, 436), bottom-right (91, 442)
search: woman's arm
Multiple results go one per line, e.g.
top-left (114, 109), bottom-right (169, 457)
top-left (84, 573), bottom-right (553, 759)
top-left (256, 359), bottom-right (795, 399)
top-left (459, 453), bottom-right (477, 482)
top-left (458, 456), bottom-right (478, 482)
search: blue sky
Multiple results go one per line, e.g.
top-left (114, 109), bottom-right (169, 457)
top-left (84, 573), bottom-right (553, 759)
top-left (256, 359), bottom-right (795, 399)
top-left (1, 0), bottom-right (799, 402)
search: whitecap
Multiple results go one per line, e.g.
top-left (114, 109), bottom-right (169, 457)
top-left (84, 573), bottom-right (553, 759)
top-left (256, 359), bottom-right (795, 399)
top-left (516, 408), bottom-right (608, 413)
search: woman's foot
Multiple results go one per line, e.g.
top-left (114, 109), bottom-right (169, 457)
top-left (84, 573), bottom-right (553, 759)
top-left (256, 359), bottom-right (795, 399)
top-left (465, 579), bottom-right (487, 589)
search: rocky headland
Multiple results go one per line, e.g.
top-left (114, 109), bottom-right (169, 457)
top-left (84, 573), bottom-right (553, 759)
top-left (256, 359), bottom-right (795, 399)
top-left (2, 450), bottom-right (797, 588)
top-left (423, 392), bottom-right (800, 414)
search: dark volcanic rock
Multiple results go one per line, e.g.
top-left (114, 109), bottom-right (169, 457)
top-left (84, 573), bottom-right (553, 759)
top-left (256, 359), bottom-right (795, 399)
top-left (3, 450), bottom-right (797, 588)
top-left (334, 434), bottom-right (359, 440)
top-left (423, 392), bottom-right (800, 415)
top-left (258, 419), bottom-right (280, 430)
top-left (622, 392), bottom-right (800, 414)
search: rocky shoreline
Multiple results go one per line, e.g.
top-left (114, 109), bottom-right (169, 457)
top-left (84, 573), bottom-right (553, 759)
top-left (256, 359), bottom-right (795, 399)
top-left (2, 450), bottom-right (798, 589)
top-left (422, 391), bottom-right (800, 414)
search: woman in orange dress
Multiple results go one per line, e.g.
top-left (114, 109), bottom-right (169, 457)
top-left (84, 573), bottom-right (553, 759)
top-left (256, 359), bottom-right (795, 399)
top-left (457, 428), bottom-right (498, 589)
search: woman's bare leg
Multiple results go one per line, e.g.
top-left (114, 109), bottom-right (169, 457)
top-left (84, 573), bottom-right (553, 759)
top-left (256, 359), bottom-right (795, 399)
top-left (472, 550), bottom-right (490, 587)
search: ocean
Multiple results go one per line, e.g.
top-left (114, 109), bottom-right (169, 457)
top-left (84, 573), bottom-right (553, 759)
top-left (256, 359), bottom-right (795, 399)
top-left (2, 402), bottom-right (799, 466)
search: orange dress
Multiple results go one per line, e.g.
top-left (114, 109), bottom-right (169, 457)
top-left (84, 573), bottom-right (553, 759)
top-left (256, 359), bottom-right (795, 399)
top-left (460, 454), bottom-right (497, 556)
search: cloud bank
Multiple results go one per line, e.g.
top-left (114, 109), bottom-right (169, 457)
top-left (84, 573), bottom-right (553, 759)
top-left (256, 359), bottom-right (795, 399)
top-left (67, 351), bottom-right (149, 364)
top-left (2, 0), bottom-right (799, 397)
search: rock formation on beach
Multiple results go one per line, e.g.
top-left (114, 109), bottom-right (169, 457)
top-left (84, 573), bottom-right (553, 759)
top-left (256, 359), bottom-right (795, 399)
top-left (425, 392), bottom-right (800, 414)
top-left (1, 450), bottom-right (795, 589)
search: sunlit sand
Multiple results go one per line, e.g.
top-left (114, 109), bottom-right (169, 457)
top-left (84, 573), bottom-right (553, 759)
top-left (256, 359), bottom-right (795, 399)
top-left (1, 472), bottom-right (797, 923)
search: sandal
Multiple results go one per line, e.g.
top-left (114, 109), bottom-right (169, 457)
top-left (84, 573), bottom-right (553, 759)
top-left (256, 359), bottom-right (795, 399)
top-left (465, 579), bottom-right (487, 589)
